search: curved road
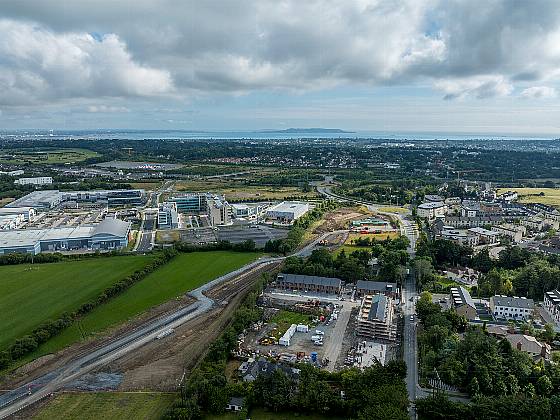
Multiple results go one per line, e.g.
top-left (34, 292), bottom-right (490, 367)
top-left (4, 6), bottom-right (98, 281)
top-left (0, 230), bottom-right (340, 419)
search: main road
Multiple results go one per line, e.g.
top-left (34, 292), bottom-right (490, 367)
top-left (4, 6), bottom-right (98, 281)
top-left (0, 230), bottom-right (339, 419)
top-left (316, 184), bottom-right (423, 418)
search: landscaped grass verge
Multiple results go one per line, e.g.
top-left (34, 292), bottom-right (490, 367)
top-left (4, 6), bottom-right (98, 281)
top-left (32, 392), bottom-right (176, 420)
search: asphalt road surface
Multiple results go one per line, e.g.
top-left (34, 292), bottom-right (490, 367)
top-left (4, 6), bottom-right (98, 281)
top-left (135, 213), bottom-right (155, 252)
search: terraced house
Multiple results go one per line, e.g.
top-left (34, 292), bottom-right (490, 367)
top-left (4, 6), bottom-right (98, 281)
top-left (275, 273), bottom-right (342, 295)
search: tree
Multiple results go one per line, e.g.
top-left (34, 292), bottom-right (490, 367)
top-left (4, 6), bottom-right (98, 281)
top-left (468, 377), bottom-right (480, 396)
top-left (542, 323), bottom-right (556, 343)
top-left (414, 258), bottom-right (434, 287)
top-left (537, 375), bottom-right (553, 396)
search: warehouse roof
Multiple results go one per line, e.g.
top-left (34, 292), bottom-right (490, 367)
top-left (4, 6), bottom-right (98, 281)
top-left (276, 273), bottom-right (341, 288)
top-left (6, 190), bottom-right (62, 208)
top-left (0, 218), bottom-right (129, 249)
top-left (267, 201), bottom-right (309, 213)
top-left (92, 218), bottom-right (131, 237)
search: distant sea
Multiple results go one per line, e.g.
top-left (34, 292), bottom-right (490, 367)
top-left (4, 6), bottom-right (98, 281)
top-left (0, 129), bottom-right (557, 141)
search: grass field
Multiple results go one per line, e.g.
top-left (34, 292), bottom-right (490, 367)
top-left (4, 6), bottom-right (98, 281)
top-left (155, 230), bottom-right (181, 244)
top-left (270, 310), bottom-right (314, 333)
top-left (32, 392), bottom-right (176, 420)
top-left (0, 255), bottom-right (156, 350)
top-left (377, 206), bottom-right (408, 214)
top-left (497, 187), bottom-right (560, 207)
top-left (175, 179), bottom-right (319, 201)
top-left (1, 148), bottom-right (99, 164)
top-left (336, 231), bottom-right (399, 254)
top-left (25, 251), bottom-right (261, 360)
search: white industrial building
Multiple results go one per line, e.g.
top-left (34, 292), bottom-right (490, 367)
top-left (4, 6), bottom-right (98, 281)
top-left (0, 218), bottom-right (131, 255)
top-left (0, 170), bottom-right (24, 176)
top-left (0, 214), bottom-right (25, 230)
top-left (266, 201), bottom-right (309, 223)
top-left (490, 295), bottom-right (534, 320)
top-left (14, 176), bottom-right (53, 186)
top-left (0, 207), bottom-right (36, 221)
top-left (417, 202), bottom-right (447, 220)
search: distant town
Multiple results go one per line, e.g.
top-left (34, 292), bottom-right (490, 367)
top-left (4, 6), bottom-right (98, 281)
top-left (0, 136), bottom-right (560, 419)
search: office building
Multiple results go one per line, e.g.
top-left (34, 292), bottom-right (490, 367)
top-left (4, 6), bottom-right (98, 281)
top-left (169, 192), bottom-right (231, 226)
top-left (14, 176), bottom-right (53, 186)
top-left (5, 189), bottom-right (145, 211)
top-left (158, 202), bottom-right (179, 229)
top-left (231, 203), bottom-right (264, 219)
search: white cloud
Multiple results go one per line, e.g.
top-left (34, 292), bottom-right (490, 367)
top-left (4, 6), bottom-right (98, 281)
top-left (0, 19), bottom-right (173, 106)
top-left (87, 105), bottom-right (130, 113)
top-left (434, 76), bottom-right (513, 100)
top-left (1, 0), bottom-right (560, 108)
top-left (520, 86), bottom-right (557, 99)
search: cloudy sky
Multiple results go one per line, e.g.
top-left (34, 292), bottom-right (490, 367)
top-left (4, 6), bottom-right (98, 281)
top-left (2, 0), bottom-right (560, 135)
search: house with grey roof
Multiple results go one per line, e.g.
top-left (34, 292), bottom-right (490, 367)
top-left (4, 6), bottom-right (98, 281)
top-left (449, 286), bottom-right (477, 320)
top-left (490, 295), bottom-right (534, 320)
top-left (240, 357), bottom-right (300, 382)
top-left (355, 280), bottom-right (398, 299)
top-left (276, 273), bottom-right (342, 295)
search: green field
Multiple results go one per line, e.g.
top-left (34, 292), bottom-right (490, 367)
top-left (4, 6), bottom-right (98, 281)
top-left (0, 148), bottom-right (99, 164)
top-left (270, 310), bottom-right (314, 333)
top-left (25, 251), bottom-right (261, 360)
top-left (32, 392), bottom-right (176, 420)
top-left (0, 255), bottom-right (156, 350)
top-left (497, 187), bottom-right (560, 208)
